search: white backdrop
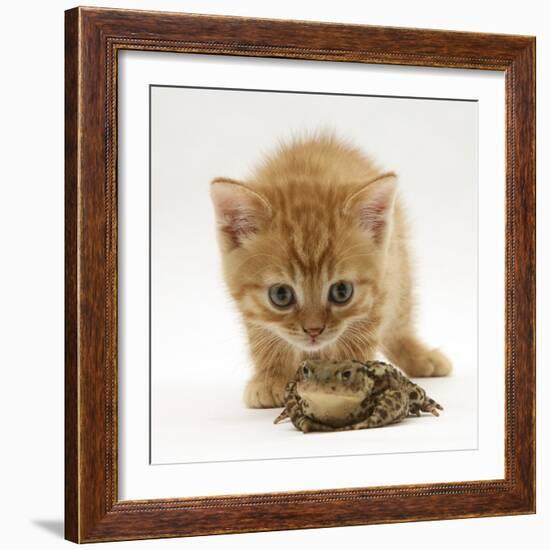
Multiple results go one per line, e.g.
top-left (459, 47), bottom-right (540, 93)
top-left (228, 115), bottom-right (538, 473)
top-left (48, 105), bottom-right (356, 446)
top-left (1, 1), bottom-right (546, 549)
top-left (150, 84), bottom-right (479, 464)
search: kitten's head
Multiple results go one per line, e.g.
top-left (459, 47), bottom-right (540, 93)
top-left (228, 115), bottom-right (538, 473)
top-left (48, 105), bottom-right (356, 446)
top-left (210, 162), bottom-right (397, 353)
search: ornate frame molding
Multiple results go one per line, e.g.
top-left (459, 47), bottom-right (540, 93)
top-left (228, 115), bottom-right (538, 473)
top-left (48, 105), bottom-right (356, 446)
top-left (65, 7), bottom-right (535, 542)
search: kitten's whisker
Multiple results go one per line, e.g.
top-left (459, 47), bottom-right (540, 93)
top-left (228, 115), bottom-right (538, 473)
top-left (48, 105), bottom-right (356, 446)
top-left (343, 324), bottom-right (377, 353)
top-left (253, 332), bottom-right (279, 347)
top-left (342, 340), bottom-right (356, 359)
top-left (347, 329), bottom-right (376, 347)
top-left (250, 330), bottom-right (280, 351)
top-left (346, 323), bottom-right (374, 337)
top-left (253, 339), bottom-right (280, 359)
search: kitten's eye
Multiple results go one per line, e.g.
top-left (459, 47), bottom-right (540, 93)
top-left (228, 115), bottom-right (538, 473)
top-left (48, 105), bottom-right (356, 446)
top-left (328, 281), bottom-right (354, 304)
top-left (268, 284), bottom-right (296, 308)
top-left (341, 370), bottom-right (352, 381)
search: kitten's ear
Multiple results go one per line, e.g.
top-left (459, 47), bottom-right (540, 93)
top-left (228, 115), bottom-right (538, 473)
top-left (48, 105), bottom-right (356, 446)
top-left (343, 172), bottom-right (398, 243)
top-left (210, 177), bottom-right (271, 248)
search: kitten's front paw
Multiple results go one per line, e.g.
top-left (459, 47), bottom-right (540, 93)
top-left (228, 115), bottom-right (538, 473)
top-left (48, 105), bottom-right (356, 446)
top-left (244, 379), bottom-right (286, 409)
top-left (408, 348), bottom-right (453, 377)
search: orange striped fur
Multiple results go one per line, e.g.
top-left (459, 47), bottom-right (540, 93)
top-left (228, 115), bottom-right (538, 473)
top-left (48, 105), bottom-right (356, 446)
top-left (210, 135), bottom-right (451, 408)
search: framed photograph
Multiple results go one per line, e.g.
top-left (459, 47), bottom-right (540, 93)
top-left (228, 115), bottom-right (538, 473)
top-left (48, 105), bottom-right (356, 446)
top-left (65, 6), bottom-right (536, 543)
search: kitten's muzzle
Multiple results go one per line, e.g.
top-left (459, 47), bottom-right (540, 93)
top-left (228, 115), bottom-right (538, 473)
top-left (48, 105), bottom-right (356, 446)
top-left (302, 325), bottom-right (325, 338)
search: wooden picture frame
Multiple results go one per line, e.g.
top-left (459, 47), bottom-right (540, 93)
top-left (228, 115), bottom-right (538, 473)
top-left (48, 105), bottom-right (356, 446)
top-left (65, 6), bottom-right (536, 543)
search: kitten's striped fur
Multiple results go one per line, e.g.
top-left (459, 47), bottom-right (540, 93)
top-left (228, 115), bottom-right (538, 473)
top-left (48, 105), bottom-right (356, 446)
top-left (211, 135), bottom-right (451, 408)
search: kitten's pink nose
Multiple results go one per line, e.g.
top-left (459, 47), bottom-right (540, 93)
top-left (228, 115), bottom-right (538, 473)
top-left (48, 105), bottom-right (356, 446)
top-left (303, 326), bottom-right (325, 337)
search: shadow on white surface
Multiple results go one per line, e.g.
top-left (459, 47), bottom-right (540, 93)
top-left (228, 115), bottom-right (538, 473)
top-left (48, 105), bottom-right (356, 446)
top-left (31, 520), bottom-right (64, 539)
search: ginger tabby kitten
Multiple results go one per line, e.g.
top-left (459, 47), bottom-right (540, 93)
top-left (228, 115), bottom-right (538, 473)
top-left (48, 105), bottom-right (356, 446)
top-left (210, 135), bottom-right (452, 408)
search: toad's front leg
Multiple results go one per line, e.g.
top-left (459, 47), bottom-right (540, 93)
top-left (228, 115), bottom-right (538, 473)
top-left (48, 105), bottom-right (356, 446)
top-left (273, 383), bottom-right (299, 425)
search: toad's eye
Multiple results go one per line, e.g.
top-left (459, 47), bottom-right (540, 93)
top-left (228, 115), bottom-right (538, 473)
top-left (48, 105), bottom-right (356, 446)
top-left (268, 284), bottom-right (296, 308)
top-left (341, 370), bottom-right (352, 381)
top-left (302, 365), bottom-right (312, 378)
top-left (328, 281), bottom-right (354, 304)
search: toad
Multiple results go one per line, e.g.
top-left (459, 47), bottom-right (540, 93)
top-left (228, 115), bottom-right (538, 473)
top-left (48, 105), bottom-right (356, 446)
top-left (274, 359), bottom-right (443, 433)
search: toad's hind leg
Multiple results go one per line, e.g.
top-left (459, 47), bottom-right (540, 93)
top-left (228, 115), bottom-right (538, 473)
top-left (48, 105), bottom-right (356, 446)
top-left (407, 385), bottom-right (443, 417)
top-left (348, 390), bottom-right (410, 430)
top-left (295, 416), bottom-right (340, 433)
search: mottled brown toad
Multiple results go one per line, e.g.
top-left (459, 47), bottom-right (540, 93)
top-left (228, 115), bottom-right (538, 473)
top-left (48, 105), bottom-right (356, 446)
top-left (274, 359), bottom-right (443, 433)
